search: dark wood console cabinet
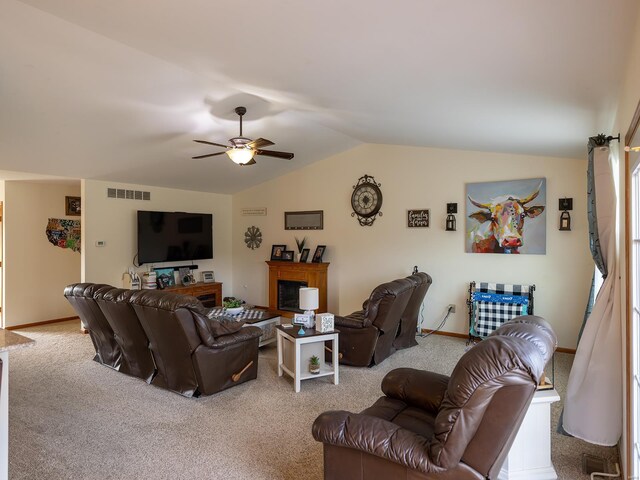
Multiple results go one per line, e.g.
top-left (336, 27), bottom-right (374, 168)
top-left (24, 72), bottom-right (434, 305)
top-left (166, 282), bottom-right (222, 307)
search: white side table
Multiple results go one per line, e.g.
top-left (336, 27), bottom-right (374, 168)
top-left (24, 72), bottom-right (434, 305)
top-left (276, 325), bottom-right (339, 392)
top-left (499, 389), bottom-right (561, 480)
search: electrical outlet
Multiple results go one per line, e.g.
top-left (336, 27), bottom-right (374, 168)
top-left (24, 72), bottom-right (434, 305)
top-left (448, 304), bottom-right (456, 313)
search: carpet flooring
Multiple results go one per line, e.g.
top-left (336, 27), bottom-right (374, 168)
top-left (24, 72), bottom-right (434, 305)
top-left (8, 320), bottom-right (618, 479)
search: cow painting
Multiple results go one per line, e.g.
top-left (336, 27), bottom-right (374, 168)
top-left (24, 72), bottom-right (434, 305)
top-left (466, 178), bottom-right (546, 254)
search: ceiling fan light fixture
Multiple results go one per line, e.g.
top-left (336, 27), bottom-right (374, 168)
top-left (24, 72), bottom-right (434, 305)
top-left (226, 147), bottom-right (255, 165)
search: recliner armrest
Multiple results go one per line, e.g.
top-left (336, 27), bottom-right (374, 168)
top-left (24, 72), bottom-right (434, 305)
top-left (312, 411), bottom-right (438, 475)
top-left (334, 310), bottom-right (370, 329)
top-left (381, 368), bottom-right (449, 414)
top-left (206, 326), bottom-right (262, 349)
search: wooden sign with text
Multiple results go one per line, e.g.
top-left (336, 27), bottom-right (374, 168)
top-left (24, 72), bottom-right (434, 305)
top-left (407, 209), bottom-right (430, 228)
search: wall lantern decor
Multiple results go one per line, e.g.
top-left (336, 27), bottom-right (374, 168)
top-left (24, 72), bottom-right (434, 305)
top-left (446, 203), bottom-right (457, 231)
top-left (559, 198), bottom-right (573, 231)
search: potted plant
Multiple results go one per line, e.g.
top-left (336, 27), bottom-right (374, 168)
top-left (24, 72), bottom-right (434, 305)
top-left (295, 236), bottom-right (307, 262)
top-left (309, 355), bottom-right (320, 375)
top-left (223, 298), bottom-right (244, 315)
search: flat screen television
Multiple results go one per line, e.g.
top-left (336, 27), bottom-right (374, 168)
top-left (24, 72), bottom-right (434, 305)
top-left (137, 210), bottom-right (213, 265)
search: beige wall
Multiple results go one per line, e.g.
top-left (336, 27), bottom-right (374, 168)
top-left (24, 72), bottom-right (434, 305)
top-left (231, 143), bottom-right (592, 349)
top-left (82, 180), bottom-right (233, 295)
top-left (3, 181), bottom-right (81, 327)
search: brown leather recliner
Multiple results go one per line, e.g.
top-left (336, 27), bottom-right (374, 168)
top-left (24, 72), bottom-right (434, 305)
top-left (313, 316), bottom-right (556, 480)
top-left (129, 290), bottom-right (262, 397)
top-left (64, 283), bottom-right (125, 371)
top-left (96, 288), bottom-right (156, 384)
top-left (334, 277), bottom-right (415, 367)
top-left (394, 272), bottom-right (432, 350)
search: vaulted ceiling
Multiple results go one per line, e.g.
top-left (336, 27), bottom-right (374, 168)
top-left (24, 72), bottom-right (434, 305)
top-left (1, 0), bottom-right (638, 193)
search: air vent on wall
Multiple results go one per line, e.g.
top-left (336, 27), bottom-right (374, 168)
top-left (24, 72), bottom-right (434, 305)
top-left (106, 187), bottom-right (151, 201)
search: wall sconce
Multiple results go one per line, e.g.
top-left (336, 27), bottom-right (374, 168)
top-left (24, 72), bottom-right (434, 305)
top-left (559, 198), bottom-right (573, 231)
top-left (446, 203), bottom-right (457, 231)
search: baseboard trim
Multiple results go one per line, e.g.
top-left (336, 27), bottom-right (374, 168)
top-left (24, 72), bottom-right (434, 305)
top-left (420, 328), bottom-right (576, 354)
top-left (5, 316), bottom-right (79, 330)
top-left (556, 346), bottom-right (577, 354)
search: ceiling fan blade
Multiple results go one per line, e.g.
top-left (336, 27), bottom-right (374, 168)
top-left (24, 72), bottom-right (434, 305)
top-left (246, 138), bottom-right (274, 149)
top-left (239, 158), bottom-right (257, 166)
top-left (193, 140), bottom-right (230, 148)
top-left (255, 149), bottom-right (294, 160)
top-left (192, 152), bottom-right (227, 159)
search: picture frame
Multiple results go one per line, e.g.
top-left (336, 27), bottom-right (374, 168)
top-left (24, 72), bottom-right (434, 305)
top-left (299, 248), bottom-right (310, 263)
top-left (65, 196), bottom-right (81, 216)
top-left (284, 210), bottom-right (324, 230)
top-left (312, 245), bottom-right (326, 263)
top-left (271, 244), bottom-right (286, 260)
top-left (466, 177), bottom-right (546, 254)
top-left (293, 313), bottom-right (311, 326)
top-left (153, 267), bottom-right (175, 288)
top-left (281, 250), bottom-right (295, 261)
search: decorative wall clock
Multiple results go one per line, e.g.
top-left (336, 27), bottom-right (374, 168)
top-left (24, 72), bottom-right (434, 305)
top-left (351, 174), bottom-right (383, 226)
top-left (244, 226), bottom-right (262, 249)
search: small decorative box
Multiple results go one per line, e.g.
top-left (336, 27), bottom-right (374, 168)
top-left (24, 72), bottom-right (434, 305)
top-left (316, 313), bottom-right (335, 333)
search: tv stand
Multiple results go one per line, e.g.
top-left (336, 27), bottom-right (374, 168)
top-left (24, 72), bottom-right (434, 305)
top-left (165, 282), bottom-right (222, 307)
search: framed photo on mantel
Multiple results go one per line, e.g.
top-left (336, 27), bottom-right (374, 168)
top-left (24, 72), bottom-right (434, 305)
top-left (271, 244), bottom-right (286, 260)
top-left (312, 245), bottom-right (326, 263)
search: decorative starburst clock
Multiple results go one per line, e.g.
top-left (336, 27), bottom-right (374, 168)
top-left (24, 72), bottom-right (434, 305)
top-left (244, 226), bottom-right (262, 249)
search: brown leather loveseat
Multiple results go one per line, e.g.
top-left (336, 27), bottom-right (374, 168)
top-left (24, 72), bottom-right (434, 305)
top-left (313, 316), bottom-right (556, 479)
top-left (334, 272), bottom-right (432, 367)
top-left (64, 283), bottom-right (262, 397)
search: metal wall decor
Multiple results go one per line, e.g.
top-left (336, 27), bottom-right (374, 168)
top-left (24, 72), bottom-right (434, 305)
top-left (351, 174), bottom-right (383, 226)
top-left (446, 203), bottom-right (458, 231)
top-left (559, 198), bottom-right (573, 231)
top-left (244, 226), bottom-right (262, 249)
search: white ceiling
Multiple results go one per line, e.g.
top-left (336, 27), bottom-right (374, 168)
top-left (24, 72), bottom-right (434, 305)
top-left (1, 0), bottom-right (638, 193)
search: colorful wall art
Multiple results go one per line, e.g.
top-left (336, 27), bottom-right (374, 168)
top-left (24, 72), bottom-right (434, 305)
top-left (46, 218), bottom-right (81, 252)
top-left (465, 178), bottom-right (546, 254)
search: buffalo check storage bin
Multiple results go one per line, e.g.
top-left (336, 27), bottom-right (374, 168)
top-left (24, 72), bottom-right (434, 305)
top-left (467, 282), bottom-right (535, 341)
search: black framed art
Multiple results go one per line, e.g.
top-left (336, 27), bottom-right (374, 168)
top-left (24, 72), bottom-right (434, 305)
top-left (271, 244), bottom-right (286, 260)
top-left (65, 196), bottom-right (81, 216)
top-left (281, 250), bottom-right (294, 261)
top-left (312, 245), bottom-right (326, 263)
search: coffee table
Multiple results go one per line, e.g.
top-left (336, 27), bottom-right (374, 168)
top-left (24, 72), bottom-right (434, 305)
top-left (207, 308), bottom-right (280, 347)
top-left (276, 325), bottom-right (339, 392)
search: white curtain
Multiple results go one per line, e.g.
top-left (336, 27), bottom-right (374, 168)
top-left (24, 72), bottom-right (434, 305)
top-left (562, 144), bottom-right (622, 446)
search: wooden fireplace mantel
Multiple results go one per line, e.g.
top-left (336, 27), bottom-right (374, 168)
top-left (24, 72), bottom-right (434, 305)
top-left (266, 261), bottom-right (329, 318)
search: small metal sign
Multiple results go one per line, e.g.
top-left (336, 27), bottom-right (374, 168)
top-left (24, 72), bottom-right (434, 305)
top-left (407, 209), bottom-right (430, 228)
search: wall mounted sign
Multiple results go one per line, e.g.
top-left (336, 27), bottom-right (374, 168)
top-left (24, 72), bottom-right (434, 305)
top-left (407, 209), bottom-right (430, 228)
top-left (241, 207), bottom-right (267, 216)
top-left (284, 210), bottom-right (324, 230)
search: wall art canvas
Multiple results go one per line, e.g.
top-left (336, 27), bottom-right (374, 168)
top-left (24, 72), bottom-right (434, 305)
top-left (46, 218), bottom-right (81, 252)
top-left (465, 178), bottom-right (546, 254)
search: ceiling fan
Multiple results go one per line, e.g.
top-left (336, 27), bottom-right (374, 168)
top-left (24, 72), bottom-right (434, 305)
top-left (193, 106), bottom-right (294, 166)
